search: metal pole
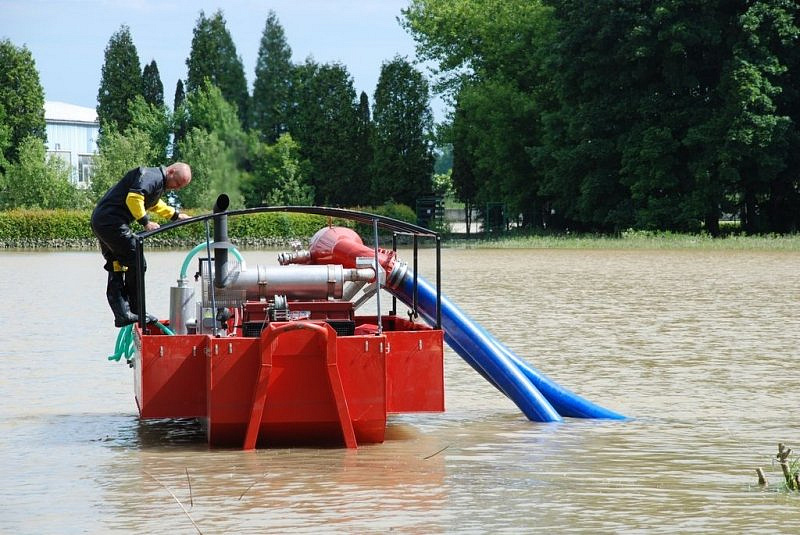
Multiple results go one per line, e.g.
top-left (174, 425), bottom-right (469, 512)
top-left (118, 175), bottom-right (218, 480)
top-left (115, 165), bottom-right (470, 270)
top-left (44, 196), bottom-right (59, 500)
top-left (391, 232), bottom-right (397, 315)
top-left (436, 235), bottom-right (442, 329)
top-left (204, 220), bottom-right (218, 335)
top-left (136, 236), bottom-right (146, 330)
top-left (373, 218), bottom-right (382, 334)
top-left (212, 194), bottom-right (229, 289)
top-left (412, 234), bottom-right (418, 318)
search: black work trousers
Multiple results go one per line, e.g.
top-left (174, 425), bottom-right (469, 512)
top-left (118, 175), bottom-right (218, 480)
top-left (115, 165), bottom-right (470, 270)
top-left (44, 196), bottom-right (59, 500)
top-left (90, 221), bottom-right (147, 273)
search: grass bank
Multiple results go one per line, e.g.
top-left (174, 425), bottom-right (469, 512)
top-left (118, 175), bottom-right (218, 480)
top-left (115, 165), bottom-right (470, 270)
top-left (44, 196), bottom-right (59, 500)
top-left (447, 229), bottom-right (800, 252)
top-left (3, 209), bottom-right (799, 252)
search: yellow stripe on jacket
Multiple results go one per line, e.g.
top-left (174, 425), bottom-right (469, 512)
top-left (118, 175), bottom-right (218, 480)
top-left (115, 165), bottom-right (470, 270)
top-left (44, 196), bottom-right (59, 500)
top-left (125, 193), bottom-right (176, 223)
top-left (126, 192), bottom-right (147, 221)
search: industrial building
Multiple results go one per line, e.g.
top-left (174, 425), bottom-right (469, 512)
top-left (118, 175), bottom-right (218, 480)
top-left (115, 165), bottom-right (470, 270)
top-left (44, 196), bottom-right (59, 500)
top-left (44, 101), bottom-right (99, 188)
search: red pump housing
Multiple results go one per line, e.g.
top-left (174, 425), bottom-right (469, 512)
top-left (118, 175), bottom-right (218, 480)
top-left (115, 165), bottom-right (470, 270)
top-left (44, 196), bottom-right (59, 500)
top-left (133, 225), bottom-right (444, 449)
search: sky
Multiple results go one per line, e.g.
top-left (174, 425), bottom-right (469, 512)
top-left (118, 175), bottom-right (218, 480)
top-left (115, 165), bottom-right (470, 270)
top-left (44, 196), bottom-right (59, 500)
top-left (0, 0), bottom-right (445, 120)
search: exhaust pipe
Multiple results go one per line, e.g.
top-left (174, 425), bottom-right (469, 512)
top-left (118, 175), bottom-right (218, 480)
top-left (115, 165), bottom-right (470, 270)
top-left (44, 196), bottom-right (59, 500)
top-left (212, 194), bottom-right (229, 289)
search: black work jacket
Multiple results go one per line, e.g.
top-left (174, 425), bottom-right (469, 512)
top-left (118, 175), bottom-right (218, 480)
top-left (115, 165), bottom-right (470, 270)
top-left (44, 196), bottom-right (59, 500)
top-left (91, 166), bottom-right (167, 226)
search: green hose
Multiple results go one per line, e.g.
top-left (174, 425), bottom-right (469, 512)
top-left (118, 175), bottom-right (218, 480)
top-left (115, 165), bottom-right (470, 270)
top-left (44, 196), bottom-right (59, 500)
top-left (108, 324), bottom-right (133, 362)
top-left (108, 321), bottom-right (175, 363)
top-left (180, 242), bottom-right (244, 280)
top-left (154, 322), bottom-right (176, 336)
top-left (109, 243), bottom-right (243, 363)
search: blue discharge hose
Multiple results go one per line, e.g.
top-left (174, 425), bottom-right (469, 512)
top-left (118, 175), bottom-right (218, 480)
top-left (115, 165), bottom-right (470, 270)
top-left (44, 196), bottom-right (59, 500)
top-left (393, 272), bottom-right (562, 422)
top-left (392, 271), bottom-right (625, 421)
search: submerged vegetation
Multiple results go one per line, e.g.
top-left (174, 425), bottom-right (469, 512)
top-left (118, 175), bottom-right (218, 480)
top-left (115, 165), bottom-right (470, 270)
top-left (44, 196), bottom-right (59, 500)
top-left (755, 444), bottom-right (800, 492)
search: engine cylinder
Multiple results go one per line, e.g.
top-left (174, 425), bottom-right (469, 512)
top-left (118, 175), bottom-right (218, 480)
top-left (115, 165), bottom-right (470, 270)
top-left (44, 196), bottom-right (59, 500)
top-left (221, 264), bottom-right (374, 301)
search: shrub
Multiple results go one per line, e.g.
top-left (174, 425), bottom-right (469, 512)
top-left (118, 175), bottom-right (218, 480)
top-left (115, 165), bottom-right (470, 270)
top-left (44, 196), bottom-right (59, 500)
top-left (0, 209), bottom-right (92, 246)
top-left (350, 201), bottom-right (417, 224)
top-left (0, 208), bottom-right (337, 248)
top-left (0, 136), bottom-right (88, 210)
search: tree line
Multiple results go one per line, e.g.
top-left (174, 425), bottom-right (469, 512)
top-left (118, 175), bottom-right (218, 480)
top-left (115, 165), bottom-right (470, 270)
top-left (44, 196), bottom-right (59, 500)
top-left (404, 0), bottom-right (800, 234)
top-left (3, 2), bottom-right (800, 235)
top-left (0, 9), bottom-right (436, 214)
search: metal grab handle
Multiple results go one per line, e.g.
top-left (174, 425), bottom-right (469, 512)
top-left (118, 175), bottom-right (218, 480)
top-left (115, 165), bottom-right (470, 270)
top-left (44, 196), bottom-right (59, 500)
top-left (244, 321), bottom-right (360, 451)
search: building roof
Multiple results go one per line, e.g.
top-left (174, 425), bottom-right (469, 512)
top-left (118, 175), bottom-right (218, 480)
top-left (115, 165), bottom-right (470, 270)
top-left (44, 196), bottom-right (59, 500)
top-left (44, 101), bottom-right (98, 125)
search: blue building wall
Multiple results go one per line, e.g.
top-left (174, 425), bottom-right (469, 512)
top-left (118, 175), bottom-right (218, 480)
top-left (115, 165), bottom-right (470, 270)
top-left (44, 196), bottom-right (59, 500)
top-left (45, 121), bottom-right (99, 188)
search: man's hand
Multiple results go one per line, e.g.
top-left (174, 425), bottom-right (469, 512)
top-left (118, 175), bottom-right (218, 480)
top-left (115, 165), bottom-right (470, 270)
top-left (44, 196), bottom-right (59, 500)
top-left (144, 221), bottom-right (160, 231)
top-left (177, 213), bottom-right (191, 220)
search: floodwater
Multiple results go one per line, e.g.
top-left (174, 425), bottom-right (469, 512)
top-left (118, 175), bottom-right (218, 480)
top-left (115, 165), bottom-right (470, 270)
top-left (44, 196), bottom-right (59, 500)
top-left (1, 246), bottom-right (798, 533)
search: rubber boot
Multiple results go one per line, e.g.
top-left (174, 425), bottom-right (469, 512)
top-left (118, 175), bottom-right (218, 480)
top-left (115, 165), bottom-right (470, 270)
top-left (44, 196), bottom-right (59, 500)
top-left (125, 269), bottom-right (158, 324)
top-left (107, 271), bottom-right (139, 327)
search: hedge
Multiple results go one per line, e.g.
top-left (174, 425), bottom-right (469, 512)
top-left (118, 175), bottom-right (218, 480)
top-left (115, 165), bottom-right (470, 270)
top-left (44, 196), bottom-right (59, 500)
top-left (0, 204), bottom-right (419, 248)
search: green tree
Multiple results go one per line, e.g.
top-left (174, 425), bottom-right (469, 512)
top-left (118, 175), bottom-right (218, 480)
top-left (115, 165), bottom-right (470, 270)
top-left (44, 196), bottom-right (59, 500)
top-left (0, 103), bottom-right (12, 179)
top-left (252, 10), bottom-right (294, 141)
top-left (0, 39), bottom-right (46, 167)
top-left (172, 79), bottom-right (187, 158)
top-left (142, 59), bottom-right (164, 108)
top-left (433, 144), bottom-right (453, 174)
top-left (244, 133), bottom-right (313, 206)
top-left (402, 1), bottom-right (551, 227)
top-left (288, 60), bottom-right (363, 206)
top-left (97, 25), bottom-right (143, 133)
top-left (177, 128), bottom-right (245, 209)
top-left (459, 79), bottom-right (545, 227)
top-left (353, 91), bottom-right (374, 199)
top-left (405, 0), bottom-right (800, 233)
top-left (181, 80), bottom-right (247, 159)
top-left (174, 79), bottom-right (186, 113)
top-left (186, 9), bottom-right (249, 126)
top-left (536, 0), bottom-right (799, 234)
top-left (92, 95), bottom-right (171, 196)
top-left (371, 56), bottom-right (434, 207)
top-left (90, 128), bottom-right (159, 202)
top-left (718, 1), bottom-right (798, 233)
top-left (175, 81), bottom-right (249, 208)
top-left (764, 0), bottom-right (800, 232)
top-left (402, 0), bottom-right (551, 98)
top-left (127, 95), bottom-right (170, 162)
top-left (1, 136), bottom-right (83, 209)
top-left (449, 105), bottom-right (479, 236)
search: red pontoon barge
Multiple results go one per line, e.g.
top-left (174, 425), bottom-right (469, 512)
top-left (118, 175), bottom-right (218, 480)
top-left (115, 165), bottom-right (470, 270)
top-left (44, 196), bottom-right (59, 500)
top-left (121, 195), bottom-right (444, 449)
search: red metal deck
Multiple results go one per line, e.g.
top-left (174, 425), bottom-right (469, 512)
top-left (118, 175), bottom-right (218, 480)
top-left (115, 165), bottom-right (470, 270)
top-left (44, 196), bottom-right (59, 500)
top-left (133, 316), bottom-right (443, 449)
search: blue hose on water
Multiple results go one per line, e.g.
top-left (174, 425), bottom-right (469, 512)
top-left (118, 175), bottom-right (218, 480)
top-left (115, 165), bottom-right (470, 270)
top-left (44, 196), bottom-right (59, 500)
top-left (393, 272), bottom-right (561, 422)
top-left (392, 271), bottom-right (625, 421)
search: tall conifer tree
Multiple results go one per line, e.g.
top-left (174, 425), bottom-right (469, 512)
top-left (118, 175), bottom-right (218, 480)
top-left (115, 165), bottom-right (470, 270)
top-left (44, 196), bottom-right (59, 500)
top-left (288, 60), bottom-right (362, 206)
top-left (172, 79), bottom-right (187, 158)
top-left (353, 91), bottom-right (374, 198)
top-left (97, 25), bottom-right (143, 133)
top-left (0, 39), bottom-right (46, 167)
top-left (252, 10), bottom-right (294, 141)
top-left (173, 80), bottom-right (186, 113)
top-left (186, 10), bottom-right (249, 126)
top-left (142, 59), bottom-right (164, 108)
top-left (371, 56), bottom-right (434, 207)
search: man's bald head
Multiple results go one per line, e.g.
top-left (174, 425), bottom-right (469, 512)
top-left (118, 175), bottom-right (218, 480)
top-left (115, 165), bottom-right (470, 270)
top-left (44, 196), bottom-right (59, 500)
top-left (165, 162), bottom-right (192, 190)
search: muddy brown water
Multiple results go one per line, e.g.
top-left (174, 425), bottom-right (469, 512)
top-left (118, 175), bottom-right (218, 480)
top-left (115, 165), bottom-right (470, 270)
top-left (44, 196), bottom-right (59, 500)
top-left (1, 247), bottom-right (798, 533)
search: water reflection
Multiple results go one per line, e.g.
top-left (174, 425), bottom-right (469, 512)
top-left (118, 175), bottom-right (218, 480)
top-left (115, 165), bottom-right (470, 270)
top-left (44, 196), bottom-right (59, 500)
top-left (1, 248), bottom-right (799, 533)
top-left (97, 418), bottom-right (448, 533)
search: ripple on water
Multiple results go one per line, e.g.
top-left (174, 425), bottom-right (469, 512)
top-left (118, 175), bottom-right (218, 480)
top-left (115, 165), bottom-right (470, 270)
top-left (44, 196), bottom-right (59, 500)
top-left (1, 249), bottom-right (799, 533)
